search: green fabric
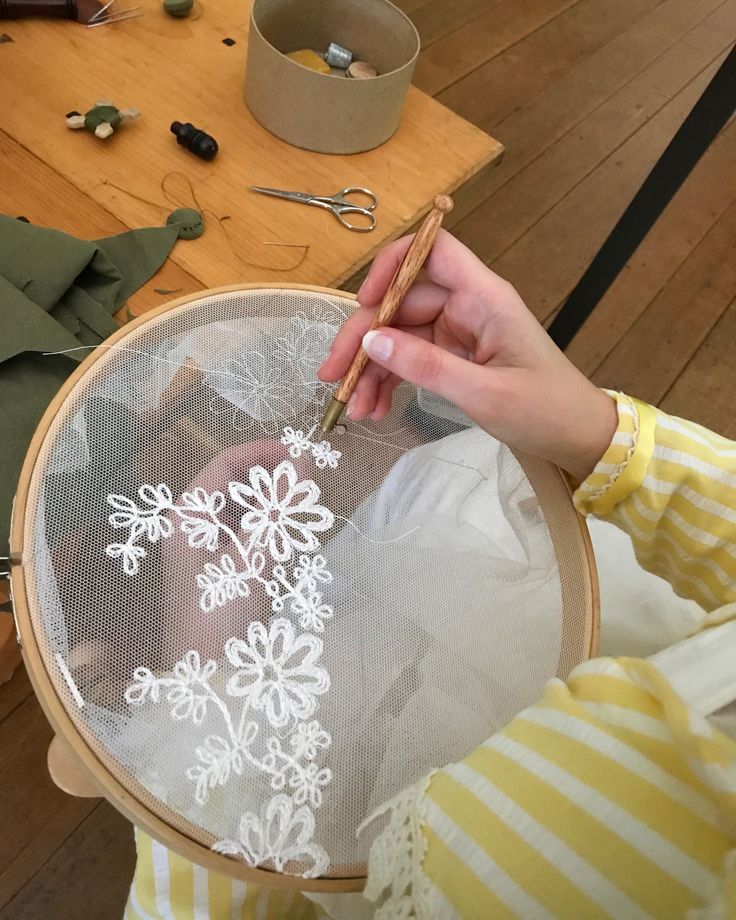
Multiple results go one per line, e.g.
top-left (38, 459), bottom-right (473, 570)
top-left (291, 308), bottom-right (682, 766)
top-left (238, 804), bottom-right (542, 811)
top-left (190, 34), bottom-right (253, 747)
top-left (84, 105), bottom-right (122, 131)
top-left (0, 214), bottom-right (180, 550)
top-left (167, 208), bottom-right (204, 240)
top-left (163, 0), bottom-right (194, 17)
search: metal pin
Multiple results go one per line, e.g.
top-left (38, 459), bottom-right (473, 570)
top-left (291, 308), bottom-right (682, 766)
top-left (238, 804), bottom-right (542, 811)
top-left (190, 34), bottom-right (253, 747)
top-left (87, 0), bottom-right (119, 22)
top-left (86, 8), bottom-right (142, 26)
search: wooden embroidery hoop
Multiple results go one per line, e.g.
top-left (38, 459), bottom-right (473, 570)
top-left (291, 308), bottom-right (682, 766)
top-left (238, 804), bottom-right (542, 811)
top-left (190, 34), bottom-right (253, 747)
top-left (9, 283), bottom-right (599, 892)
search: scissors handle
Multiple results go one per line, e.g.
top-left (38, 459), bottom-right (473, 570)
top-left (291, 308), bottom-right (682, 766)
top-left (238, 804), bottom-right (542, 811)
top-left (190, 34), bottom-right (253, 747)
top-left (333, 187), bottom-right (378, 211)
top-left (328, 187), bottom-right (378, 232)
top-left (331, 206), bottom-right (377, 233)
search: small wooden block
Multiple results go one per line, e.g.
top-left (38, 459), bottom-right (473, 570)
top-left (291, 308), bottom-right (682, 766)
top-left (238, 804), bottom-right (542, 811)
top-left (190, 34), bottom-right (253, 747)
top-left (47, 735), bottom-right (102, 798)
top-left (347, 61), bottom-right (378, 79)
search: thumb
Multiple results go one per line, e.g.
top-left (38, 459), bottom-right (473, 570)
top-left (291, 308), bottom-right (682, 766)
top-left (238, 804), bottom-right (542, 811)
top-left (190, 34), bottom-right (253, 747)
top-left (362, 328), bottom-right (488, 415)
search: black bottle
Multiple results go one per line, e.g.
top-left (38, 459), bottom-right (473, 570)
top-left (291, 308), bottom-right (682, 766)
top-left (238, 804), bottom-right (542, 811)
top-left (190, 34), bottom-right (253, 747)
top-left (170, 121), bottom-right (219, 160)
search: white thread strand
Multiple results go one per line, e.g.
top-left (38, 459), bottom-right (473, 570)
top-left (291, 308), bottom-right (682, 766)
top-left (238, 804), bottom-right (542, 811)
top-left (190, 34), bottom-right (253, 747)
top-left (54, 652), bottom-right (85, 709)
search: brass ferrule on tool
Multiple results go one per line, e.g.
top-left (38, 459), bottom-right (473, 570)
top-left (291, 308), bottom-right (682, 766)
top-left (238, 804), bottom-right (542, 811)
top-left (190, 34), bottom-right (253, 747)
top-left (320, 399), bottom-right (347, 435)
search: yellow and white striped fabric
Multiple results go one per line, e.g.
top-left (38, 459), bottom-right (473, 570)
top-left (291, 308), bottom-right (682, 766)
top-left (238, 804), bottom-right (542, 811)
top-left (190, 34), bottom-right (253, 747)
top-left (394, 392), bottom-right (736, 919)
top-left (577, 392), bottom-right (736, 611)
top-left (125, 828), bottom-right (326, 920)
top-left (126, 392), bottom-right (736, 919)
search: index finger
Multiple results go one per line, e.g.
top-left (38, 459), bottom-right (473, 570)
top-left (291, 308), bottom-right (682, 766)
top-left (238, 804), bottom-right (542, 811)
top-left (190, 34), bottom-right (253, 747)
top-left (317, 288), bottom-right (440, 383)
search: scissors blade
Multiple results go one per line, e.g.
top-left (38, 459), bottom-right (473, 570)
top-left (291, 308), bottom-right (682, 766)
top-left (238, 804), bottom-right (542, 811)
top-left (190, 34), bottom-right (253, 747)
top-left (248, 186), bottom-right (313, 204)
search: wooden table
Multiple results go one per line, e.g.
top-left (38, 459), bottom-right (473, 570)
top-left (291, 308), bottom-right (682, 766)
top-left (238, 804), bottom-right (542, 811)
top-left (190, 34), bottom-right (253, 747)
top-left (0, 0), bottom-right (501, 677)
top-left (0, 0), bottom-right (502, 321)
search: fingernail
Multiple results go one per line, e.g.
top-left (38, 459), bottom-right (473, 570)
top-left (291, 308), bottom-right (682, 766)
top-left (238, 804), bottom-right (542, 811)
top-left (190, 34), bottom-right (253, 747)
top-left (346, 394), bottom-right (357, 418)
top-left (363, 330), bottom-right (393, 361)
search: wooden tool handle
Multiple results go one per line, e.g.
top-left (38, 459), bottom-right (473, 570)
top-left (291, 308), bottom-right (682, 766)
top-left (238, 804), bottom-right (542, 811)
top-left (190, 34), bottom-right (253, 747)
top-left (335, 194), bottom-right (453, 404)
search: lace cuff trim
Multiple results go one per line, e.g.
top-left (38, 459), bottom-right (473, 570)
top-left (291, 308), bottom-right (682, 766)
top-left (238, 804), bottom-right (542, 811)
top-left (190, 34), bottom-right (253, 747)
top-left (359, 772), bottom-right (436, 919)
top-left (574, 390), bottom-right (639, 512)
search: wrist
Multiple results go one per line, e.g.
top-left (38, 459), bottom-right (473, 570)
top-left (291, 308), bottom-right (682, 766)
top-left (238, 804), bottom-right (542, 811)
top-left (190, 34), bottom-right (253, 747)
top-left (559, 387), bottom-right (618, 484)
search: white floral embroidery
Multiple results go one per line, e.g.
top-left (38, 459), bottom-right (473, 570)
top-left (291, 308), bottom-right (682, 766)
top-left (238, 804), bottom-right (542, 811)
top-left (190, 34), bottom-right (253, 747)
top-left (225, 619), bottom-right (329, 729)
top-left (281, 426), bottom-right (342, 470)
top-left (104, 460), bottom-right (332, 607)
top-left (213, 794), bottom-right (329, 878)
top-left (281, 426), bottom-right (312, 457)
top-left (290, 720), bottom-right (330, 761)
top-left (229, 461), bottom-right (333, 562)
top-left (311, 439), bottom-right (341, 469)
top-left (125, 666), bottom-right (160, 704)
top-left (209, 351), bottom-right (298, 430)
top-left (167, 651), bottom-right (217, 723)
top-left (260, 733), bottom-right (333, 804)
top-left (265, 555), bottom-right (334, 633)
top-left (178, 488), bottom-right (226, 551)
top-left (289, 761), bottom-right (332, 808)
top-left (205, 302), bottom-right (346, 435)
top-left (125, 624), bottom-right (331, 804)
top-left (196, 553), bottom-right (265, 614)
top-left (273, 307), bottom-right (344, 398)
top-left (105, 535), bottom-right (147, 576)
top-left (113, 437), bottom-right (342, 878)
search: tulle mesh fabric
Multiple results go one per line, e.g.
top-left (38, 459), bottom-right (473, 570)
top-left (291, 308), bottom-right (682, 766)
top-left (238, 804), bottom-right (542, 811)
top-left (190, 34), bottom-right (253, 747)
top-left (20, 288), bottom-right (595, 881)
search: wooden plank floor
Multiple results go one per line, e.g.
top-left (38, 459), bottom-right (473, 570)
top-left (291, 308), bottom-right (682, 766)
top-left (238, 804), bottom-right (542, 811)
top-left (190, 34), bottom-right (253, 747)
top-left (2, 2), bottom-right (735, 916)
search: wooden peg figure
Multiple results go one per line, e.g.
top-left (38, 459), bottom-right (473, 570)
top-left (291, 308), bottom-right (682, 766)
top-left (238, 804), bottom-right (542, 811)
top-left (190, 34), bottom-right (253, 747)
top-left (66, 100), bottom-right (140, 139)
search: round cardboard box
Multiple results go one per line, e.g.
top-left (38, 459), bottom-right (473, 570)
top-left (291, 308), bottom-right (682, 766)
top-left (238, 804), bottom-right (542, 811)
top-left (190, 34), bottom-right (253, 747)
top-left (245, 0), bottom-right (420, 154)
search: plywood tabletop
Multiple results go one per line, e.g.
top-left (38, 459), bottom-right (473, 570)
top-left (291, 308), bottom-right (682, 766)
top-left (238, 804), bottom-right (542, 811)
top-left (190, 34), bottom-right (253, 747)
top-left (0, 0), bottom-right (503, 313)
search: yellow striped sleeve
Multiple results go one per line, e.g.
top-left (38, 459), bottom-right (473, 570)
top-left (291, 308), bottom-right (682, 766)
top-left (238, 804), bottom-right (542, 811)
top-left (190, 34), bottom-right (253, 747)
top-left (414, 657), bottom-right (736, 919)
top-left (574, 392), bottom-right (736, 610)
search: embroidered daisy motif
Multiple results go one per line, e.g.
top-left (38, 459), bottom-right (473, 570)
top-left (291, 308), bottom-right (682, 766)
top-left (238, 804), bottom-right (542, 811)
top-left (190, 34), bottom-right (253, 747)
top-left (281, 426), bottom-right (312, 458)
top-left (229, 461), bottom-right (333, 562)
top-left (290, 720), bottom-right (330, 761)
top-left (225, 618), bottom-right (329, 728)
top-left (289, 761), bottom-right (332, 808)
top-left (311, 439), bottom-right (341, 469)
top-left (293, 555), bottom-right (333, 589)
top-left (273, 312), bottom-right (340, 389)
top-left (211, 352), bottom-right (297, 428)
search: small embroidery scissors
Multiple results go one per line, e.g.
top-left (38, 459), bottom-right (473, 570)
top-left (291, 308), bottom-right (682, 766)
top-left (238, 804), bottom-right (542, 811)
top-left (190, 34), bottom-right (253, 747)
top-left (248, 185), bottom-right (378, 233)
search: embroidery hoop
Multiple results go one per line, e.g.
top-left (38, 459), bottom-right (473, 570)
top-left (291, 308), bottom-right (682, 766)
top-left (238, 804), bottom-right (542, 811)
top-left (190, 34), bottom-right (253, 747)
top-left (9, 283), bottom-right (599, 892)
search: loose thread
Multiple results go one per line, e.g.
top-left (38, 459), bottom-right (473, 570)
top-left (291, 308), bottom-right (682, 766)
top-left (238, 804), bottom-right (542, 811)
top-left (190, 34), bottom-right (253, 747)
top-left (99, 177), bottom-right (170, 211)
top-left (55, 653), bottom-right (85, 709)
top-left (332, 513), bottom-right (419, 546)
top-left (345, 427), bottom-right (409, 453)
top-left (42, 343), bottom-right (330, 398)
top-left (42, 344), bottom-right (273, 387)
top-left (98, 173), bottom-right (310, 272)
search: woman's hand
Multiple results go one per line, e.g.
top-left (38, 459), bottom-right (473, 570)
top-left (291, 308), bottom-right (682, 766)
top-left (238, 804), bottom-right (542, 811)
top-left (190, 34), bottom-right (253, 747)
top-left (319, 231), bottom-right (617, 483)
